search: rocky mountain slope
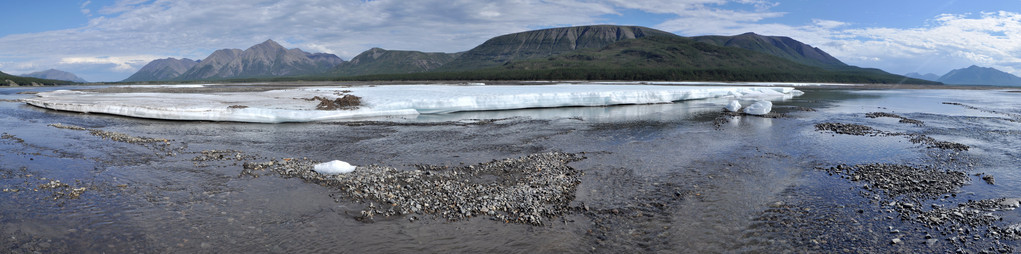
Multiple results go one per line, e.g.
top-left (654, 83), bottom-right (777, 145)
top-left (334, 48), bottom-right (460, 76)
top-left (172, 40), bottom-right (342, 80)
top-left (479, 35), bottom-right (926, 83)
top-left (438, 25), bottom-right (675, 71)
top-left (21, 69), bottom-right (87, 83)
top-left (122, 58), bottom-right (199, 82)
top-left (692, 32), bottom-right (846, 69)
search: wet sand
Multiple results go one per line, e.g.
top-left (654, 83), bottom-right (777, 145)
top-left (1, 84), bottom-right (1020, 253)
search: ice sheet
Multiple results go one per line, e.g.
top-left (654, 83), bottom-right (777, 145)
top-left (24, 84), bottom-right (803, 123)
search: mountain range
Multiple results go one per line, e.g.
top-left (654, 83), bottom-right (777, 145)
top-left (175, 39), bottom-right (342, 80)
top-left (906, 66), bottom-right (1021, 86)
top-left (20, 69), bottom-right (87, 83)
top-left (126, 40), bottom-right (343, 82)
top-left (122, 25), bottom-right (936, 84)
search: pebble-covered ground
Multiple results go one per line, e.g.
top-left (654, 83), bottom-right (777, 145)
top-left (240, 152), bottom-right (584, 225)
top-left (1, 85), bottom-right (1019, 253)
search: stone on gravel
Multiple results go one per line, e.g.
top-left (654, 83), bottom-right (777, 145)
top-left (242, 152), bottom-right (585, 225)
top-left (814, 123), bottom-right (879, 136)
top-left (825, 163), bottom-right (967, 199)
top-left (982, 174), bottom-right (995, 185)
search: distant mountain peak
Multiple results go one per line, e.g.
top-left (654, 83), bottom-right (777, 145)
top-left (257, 39), bottom-right (281, 47)
top-left (904, 72), bottom-right (940, 81)
top-left (938, 65), bottom-right (1021, 86)
top-left (246, 39), bottom-right (289, 56)
top-left (21, 69), bottom-right (87, 83)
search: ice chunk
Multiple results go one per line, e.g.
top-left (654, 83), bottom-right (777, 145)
top-left (725, 100), bottom-right (742, 112)
top-left (743, 100), bottom-right (772, 115)
top-left (313, 160), bottom-right (356, 175)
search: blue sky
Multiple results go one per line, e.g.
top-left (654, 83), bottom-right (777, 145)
top-left (1, 0), bottom-right (1019, 82)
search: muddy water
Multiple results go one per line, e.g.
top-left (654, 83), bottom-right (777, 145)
top-left (1, 86), bottom-right (1020, 253)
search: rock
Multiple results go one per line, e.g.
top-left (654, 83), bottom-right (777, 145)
top-left (891, 238), bottom-right (902, 245)
top-left (982, 174), bottom-right (995, 185)
top-left (724, 100), bottom-right (742, 112)
top-left (743, 100), bottom-right (772, 115)
top-left (998, 198), bottom-right (1021, 209)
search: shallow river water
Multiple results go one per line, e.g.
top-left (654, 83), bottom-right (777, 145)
top-left (1, 85), bottom-right (1019, 253)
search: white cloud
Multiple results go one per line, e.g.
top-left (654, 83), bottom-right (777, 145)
top-left (80, 1), bottom-right (93, 16)
top-left (59, 55), bottom-right (161, 71)
top-left (98, 0), bottom-right (153, 15)
top-left (812, 19), bottom-right (847, 29)
top-left (815, 11), bottom-right (1021, 76)
top-left (648, 7), bottom-right (1021, 77)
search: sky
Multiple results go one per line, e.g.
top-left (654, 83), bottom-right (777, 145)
top-left (1, 0), bottom-right (1019, 82)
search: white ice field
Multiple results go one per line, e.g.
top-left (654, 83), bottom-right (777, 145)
top-left (23, 84), bottom-right (804, 123)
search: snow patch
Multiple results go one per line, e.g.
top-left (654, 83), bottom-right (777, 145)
top-left (313, 160), bottom-right (356, 174)
top-left (743, 100), bottom-right (773, 115)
